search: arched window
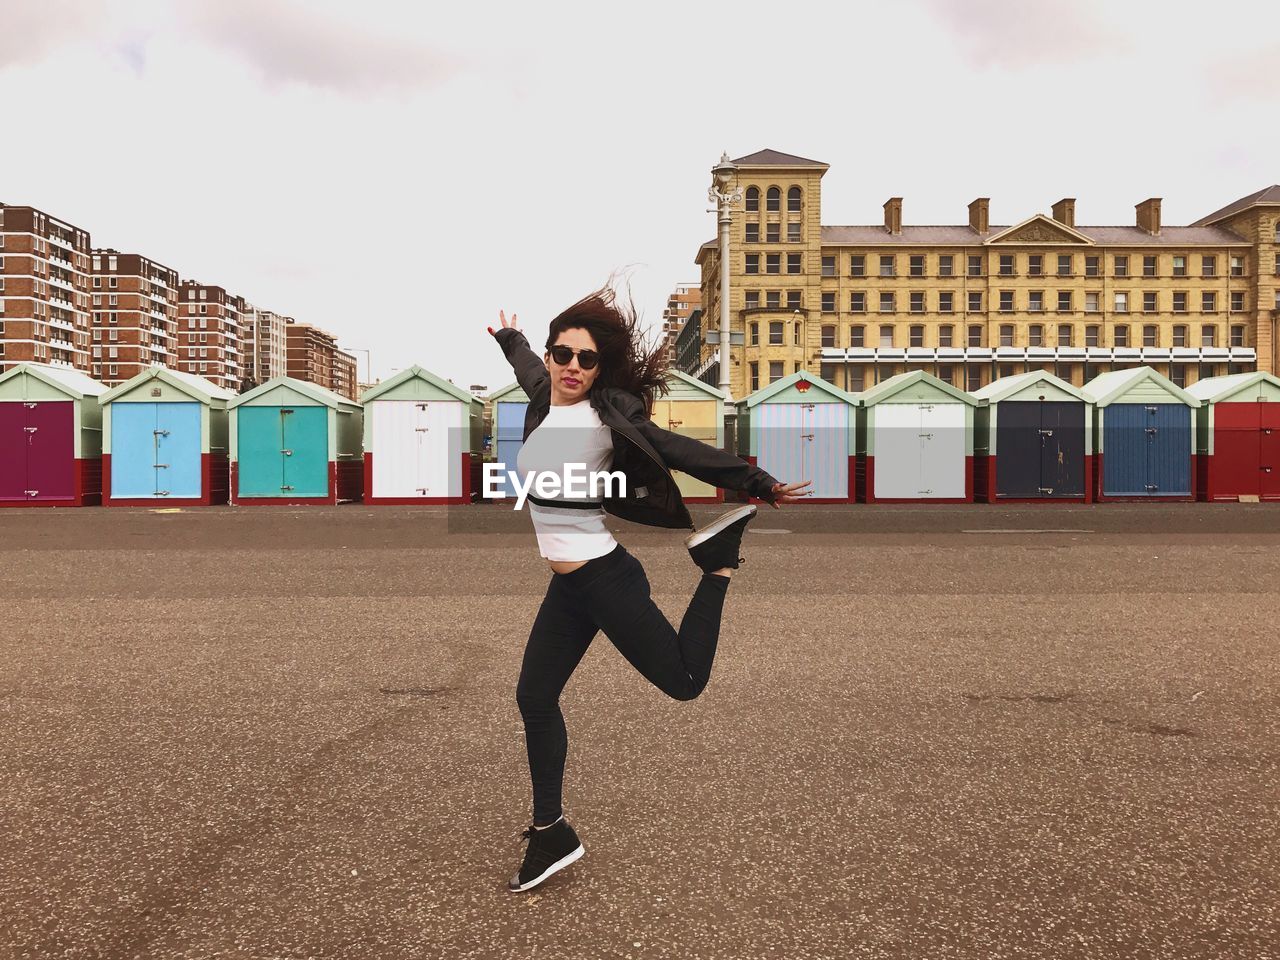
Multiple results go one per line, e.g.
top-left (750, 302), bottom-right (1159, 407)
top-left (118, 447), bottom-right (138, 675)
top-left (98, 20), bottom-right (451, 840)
top-left (766, 187), bottom-right (781, 212)
top-left (745, 186), bottom-right (759, 212)
top-left (787, 186), bottom-right (802, 212)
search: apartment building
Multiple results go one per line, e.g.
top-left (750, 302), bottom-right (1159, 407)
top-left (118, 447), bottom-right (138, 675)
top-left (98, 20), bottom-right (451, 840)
top-left (0, 203), bottom-right (93, 372)
top-left (285, 319), bottom-right (358, 401)
top-left (660, 283), bottom-right (700, 365)
top-left (176, 281), bottom-right (246, 392)
top-left (242, 305), bottom-right (289, 386)
top-left (89, 249), bottom-right (179, 384)
top-left (696, 151), bottom-right (1279, 398)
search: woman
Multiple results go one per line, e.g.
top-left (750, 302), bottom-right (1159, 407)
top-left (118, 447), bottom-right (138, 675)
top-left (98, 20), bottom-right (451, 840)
top-left (489, 286), bottom-right (810, 893)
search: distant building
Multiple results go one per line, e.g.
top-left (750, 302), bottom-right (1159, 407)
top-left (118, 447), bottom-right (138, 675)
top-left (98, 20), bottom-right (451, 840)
top-left (285, 319), bottom-right (358, 401)
top-left (243, 306), bottom-right (289, 387)
top-left (176, 281), bottom-right (246, 392)
top-left (674, 307), bottom-right (703, 376)
top-left (660, 283), bottom-right (700, 366)
top-left (89, 249), bottom-right (179, 385)
top-left (0, 202), bottom-right (93, 372)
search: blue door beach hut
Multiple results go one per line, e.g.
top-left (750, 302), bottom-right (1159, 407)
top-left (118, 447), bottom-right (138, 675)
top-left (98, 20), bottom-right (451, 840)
top-left (486, 381), bottom-right (529, 499)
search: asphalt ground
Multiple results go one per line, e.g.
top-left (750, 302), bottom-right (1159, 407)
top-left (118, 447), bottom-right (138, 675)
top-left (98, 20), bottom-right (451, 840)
top-left (1, 503), bottom-right (1278, 960)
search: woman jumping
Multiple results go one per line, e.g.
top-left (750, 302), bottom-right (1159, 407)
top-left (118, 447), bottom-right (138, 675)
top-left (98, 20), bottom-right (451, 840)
top-left (489, 286), bottom-right (810, 892)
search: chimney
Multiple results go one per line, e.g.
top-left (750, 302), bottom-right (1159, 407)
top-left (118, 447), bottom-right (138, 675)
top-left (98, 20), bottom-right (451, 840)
top-left (1136, 197), bottom-right (1162, 236)
top-left (883, 197), bottom-right (903, 235)
top-left (968, 197), bottom-right (990, 235)
top-left (1051, 198), bottom-right (1076, 228)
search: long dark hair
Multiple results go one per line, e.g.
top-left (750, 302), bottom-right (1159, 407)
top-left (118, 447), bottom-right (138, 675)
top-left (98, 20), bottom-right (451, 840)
top-left (544, 282), bottom-right (669, 413)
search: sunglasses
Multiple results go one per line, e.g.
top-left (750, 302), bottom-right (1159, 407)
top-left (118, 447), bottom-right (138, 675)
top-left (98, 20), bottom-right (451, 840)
top-left (548, 345), bottom-right (600, 370)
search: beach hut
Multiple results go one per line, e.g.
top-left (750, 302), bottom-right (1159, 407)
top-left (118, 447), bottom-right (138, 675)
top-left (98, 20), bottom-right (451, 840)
top-left (653, 370), bottom-right (727, 503)
top-left (1082, 367), bottom-right (1199, 501)
top-left (1187, 371), bottom-right (1280, 502)
top-left (360, 365), bottom-right (483, 504)
top-left (972, 371), bottom-right (1093, 503)
top-left (857, 370), bottom-right (980, 503)
top-left (736, 371), bottom-right (858, 503)
top-left (486, 381), bottom-right (529, 499)
top-left (228, 377), bottom-right (363, 505)
top-left (99, 367), bottom-right (233, 506)
top-left (0, 362), bottom-right (106, 507)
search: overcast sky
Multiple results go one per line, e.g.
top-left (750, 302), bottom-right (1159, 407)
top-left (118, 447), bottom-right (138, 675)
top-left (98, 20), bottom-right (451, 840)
top-left (3, 0), bottom-right (1278, 389)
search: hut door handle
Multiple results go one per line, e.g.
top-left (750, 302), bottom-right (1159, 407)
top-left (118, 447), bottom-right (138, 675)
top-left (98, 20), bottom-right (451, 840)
top-left (1039, 486), bottom-right (1054, 495)
top-left (1145, 428), bottom-right (1157, 435)
top-left (282, 449), bottom-right (293, 456)
top-left (157, 490), bottom-right (170, 496)
top-left (918, 432), bottom-right (934, 440)
top-left (415, 427), bottom-right (429, 433)
top-left (154, 430), bottom-right (170, 437)
top-left (1146, 483), bottom-right (1159, 491)
top-left (801, 433), bottom-right (814, 440)
top-left (1039, 429), bottom-right (1054, 437)
top-left (156, 463), bottom-right (169, 469)
top-left (25, 489), bottom-right (38, 497)
top-left (23, 402), bottom-right (37, 408)
top-left (281, 485), bottom-right (294, 491)
top-left (24, 426), bottom-right (37, 433)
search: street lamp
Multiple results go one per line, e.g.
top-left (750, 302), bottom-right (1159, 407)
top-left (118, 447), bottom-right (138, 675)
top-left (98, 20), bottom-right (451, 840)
top-left (341, 346), bottom-right (372, 388)
top-left (708, 152), bottom-right (742, 408)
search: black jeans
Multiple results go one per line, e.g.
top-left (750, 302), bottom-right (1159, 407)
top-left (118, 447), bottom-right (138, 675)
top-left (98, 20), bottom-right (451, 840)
top-left (515, 544), bottom-right (731, 824)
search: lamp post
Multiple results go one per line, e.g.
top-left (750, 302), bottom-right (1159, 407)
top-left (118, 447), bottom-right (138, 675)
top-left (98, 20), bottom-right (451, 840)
top-left (708, 152), bottom-right (742, 406)
top-left (341, 346), bottom-right (372, 389)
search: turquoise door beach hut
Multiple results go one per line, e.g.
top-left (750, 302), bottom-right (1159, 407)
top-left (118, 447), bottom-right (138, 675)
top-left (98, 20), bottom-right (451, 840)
top-left (228, 377), bottom-right (363, 505)
top-left (736, 371), bottom-right (858, 503)
top-left (100, 367), bottom-right (233, 506)
top-left (361, 365), bottom-right (483, 504)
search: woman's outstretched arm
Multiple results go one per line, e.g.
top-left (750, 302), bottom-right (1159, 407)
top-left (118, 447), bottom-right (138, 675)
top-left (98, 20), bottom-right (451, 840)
top-left (488, 311), bottom-right (549, 398)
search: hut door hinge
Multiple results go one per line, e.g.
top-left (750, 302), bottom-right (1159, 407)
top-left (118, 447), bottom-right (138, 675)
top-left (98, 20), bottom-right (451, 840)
top-left (1039, 486), bottom-right (1054, 495)
top-left (281, 485), bottom-right (294, 491)
top-left (156, 490), bottom-right (170, 497)
top-left (919, 488), bottom-right (933, 496)
top-left (801, 433), bottom-right (814, 440)
top-left (155, 463), bottom-right (169, 469)
top-left (918, 432), bottom-right (934, 440)
top-left (23, 402), bottom-right (37, 408)
top-left (1039, 429), bottom-right (1054, 437)
top-left (24, 426), bottom-right (37, 434)
top-left (416, 403), bottom-right (429, 410)
top-left (1145, 483), bottom-right (1159, 492)
top-left (416, 487), bottom-right (429, 494)
top-left (25, 489), bottom-right (38, 497)
top-left (1145, 427), bottom-right (1158, 435)
top-left (415, 427), bottom-right (429, 433)
top-left (154, 430), bottom-right (170, 437)
top-left (282, 449), bottom-right (293, 456)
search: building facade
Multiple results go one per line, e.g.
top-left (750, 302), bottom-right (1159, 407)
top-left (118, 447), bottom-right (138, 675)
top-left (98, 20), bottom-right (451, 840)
top-left (660, 283), bottom-right (700, 365)
top-left (285, 319), bottom-right (358, 401)
top-left (90, 249), bottom-right (179, 384)
top-left (243, 305), bottom-right (289, 387)
top-left (696, 151), bottom-right (1279, 399)
top-left (0, 203), bottom-right (93, 372)
top-left (176, 281), bottom-right (246, 392)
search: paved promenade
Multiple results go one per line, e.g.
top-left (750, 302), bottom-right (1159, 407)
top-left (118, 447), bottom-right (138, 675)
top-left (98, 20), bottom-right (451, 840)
top-left (2, 504), bottom-right (1277, 959)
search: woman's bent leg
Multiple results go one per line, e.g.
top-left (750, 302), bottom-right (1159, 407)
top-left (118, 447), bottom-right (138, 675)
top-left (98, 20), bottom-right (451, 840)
top-left (574, 549), bottom-right (730, 702)
top-left (516, 575), bottom-right (597, 824)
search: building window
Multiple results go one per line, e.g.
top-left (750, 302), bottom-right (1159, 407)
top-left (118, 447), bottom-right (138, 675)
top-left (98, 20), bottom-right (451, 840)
top-left (939, 324), bottom-right (954, 347)
top-left (879, 255), bottom-right (895, 277)
top-left (769, 321), bottom-right (783, 345)
top-left (850, 325), bottom-right (865, 347)
top-left (794, 323), bottom-right (801, 346)
top-left (879, 292), bottom-right (896, 313)
top-left (1172, 255), bottom-right (1187, 277)
top-left (1084, 256), bottom-right (1100, 277)
top-left (1231, 255), bottom-right (1245, 277)
top-left (850, 255), bottom-right (865, 277)
top-left (786, 254), bottom-right (801, 274)
top-left (787, 220), bottom-right (801, 243)
top-left (821, 255), bottom-right (835, 277)
top-left (750, 322), bottom-right (759, 345)
top-left (939, 291), bottom-right (954, 313)
top-left (1086, 325), bottom-right (1100, 347)
top-left (1058, 290), bottom-right (1073, 312)
top-left (999, 291), bottom-right (1014, 313)
top-left (1173, 325), bottom-right (1187, 347)
top-left (968, 325), bottom-right (983, 347)
top-left (1057, 324), bottom-right (1073, 346)
top-left (821, 291), bottom-right (836, 313)
top-left (1028, 324), bottom-right (1043, 347)
top-left (1114, 325), bottom-right (1129, 348)
top-left (1201, 325), bottom-right (1217, 347)
top-left (1085, 292), bottom-right (1100, 313)
top-left (766, 254), bottom-right (780, 274)
top-left (999, 254), bottom-right (1015, 277)
top-left (745, 222), bottom-right (759, 243)
top-left (787, 186), bottom-right (801, 213)
top-left (939, 255), bottom-right (954, 277)
top-left (936, 364), bottom-right (953, 385)
top-left (1114, 291), bottom-right (1129, 314)
top-left (766, 291), bottom-right (781, 309)
top-left (1202, 255), bottom-right (1217, 278)
top-left (909, 255), bottom-right (925, 277)
top-left (879, 325), bottom-right (895, 347)
top-left (821, 324), bottom-right (836, 347)
top-left (1170, 364), bottom-right (1186, 387)
top-left (749, 361), bottom-right (759, 390)
top-left (1143, 325), bottom-right (1158, 347)
top-left (1029, 290), bottom-right (1044, 313)
top-left (769, 360), bottom-right (783, 383)
top-left (1143, 291), bottom-right (1157, 313)
top-left (1114, 255), bottom-right (1129, 278)
top-left (745, 290), bottom-right (760, 309)
top-left (909, 292), bottom-right (925, 313)
top-left (745, 254), bottom-right (760, 274)
top-left (1143, 255), bottom-right (1157, 278)
top-left (999, 324), bottom-right (1014, 347)
top-left (967, 367), bottom-right (983, 391)
top-left (849, 366), bottom-right (865, 392)
top-left (766, 222), bottom-right (780, 243)
top-left (766, 187), bottom-right (780, 212)
top-left (1173, 291), bottom-right (1188, 313)
top-left (1057, 254), bottom-right (1072, 277)
top-left (786, 290), bottom-right (802, 310)
top-left (1202, 291), bottom-right (1217, 313)
top-left (968, 291), bottom-right (982, 313)
top-left (1231, 291), bottom-right (1245, 313)
top-left (1231, 325), bottom-right (1245, 347)
top-left (910, 325), bottom-right (924, 347)
top-left (1023, 254), bottom-right (1041, 277)
top-left (850, 292), bottom-right (866, 313)
top-left (745, 187), bottom-right (759, 212)
top-left (968, 255), bottom-right (983, 277)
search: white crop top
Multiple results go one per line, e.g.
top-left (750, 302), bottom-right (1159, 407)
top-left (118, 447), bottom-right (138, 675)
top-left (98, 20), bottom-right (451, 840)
top-left (515, 399), bottom-right (619, 562)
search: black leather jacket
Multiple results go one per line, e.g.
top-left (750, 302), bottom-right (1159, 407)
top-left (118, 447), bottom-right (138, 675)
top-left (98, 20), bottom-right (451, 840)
top-left (494, 327), bottom-right (779, 530)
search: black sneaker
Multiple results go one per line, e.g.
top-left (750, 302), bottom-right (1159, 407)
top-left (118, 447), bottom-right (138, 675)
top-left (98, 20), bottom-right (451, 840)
top-left (684, 504), bottom-right (758, 573)
top-left (508, 818), bottom-right (584, 893)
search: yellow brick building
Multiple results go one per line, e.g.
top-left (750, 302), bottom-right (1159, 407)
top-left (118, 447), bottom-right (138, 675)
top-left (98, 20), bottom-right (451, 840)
top-left (695, 149), bottom-right (1280, 400)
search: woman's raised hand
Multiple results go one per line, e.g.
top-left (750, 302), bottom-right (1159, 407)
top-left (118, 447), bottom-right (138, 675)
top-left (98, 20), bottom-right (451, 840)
top-left (768, 480), bottom-right (813, 508)
top-left (487, 310), bottom-right (519, 336)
